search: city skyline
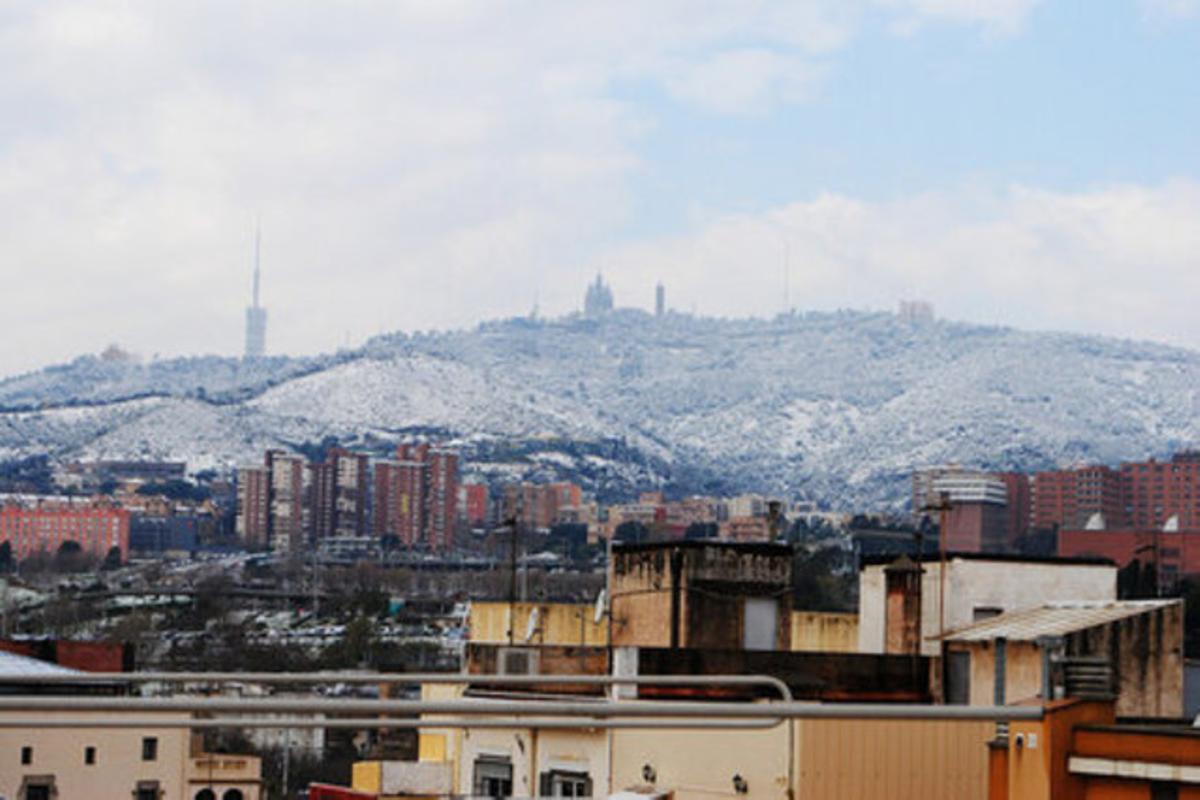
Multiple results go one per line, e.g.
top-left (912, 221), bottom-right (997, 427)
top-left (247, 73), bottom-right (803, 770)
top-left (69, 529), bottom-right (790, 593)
top-left (2, 2), bottom-right (1199, 377)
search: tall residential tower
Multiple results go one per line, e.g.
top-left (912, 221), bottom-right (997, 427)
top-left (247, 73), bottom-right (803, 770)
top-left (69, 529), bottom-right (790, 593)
top-left (244, 227), bottom-right (267, 358)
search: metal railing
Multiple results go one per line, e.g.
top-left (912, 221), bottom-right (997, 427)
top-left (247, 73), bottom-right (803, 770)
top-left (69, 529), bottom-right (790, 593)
top-left (0, 671), bottom-right (1043, 729)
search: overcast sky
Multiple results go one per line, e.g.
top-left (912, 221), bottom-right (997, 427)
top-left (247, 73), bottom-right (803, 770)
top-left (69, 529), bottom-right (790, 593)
top-left (2, 1), bottom-right (1199, 377)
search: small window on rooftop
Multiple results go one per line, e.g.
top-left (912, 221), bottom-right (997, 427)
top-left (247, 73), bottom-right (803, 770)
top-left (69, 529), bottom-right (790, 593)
top-left (1151, 782), bottom-right (1179, 800)
top-left (21, 745), bottom-right (32, 764)
top-left (85, 745), bottom-right (96, 765)
top-left (973, 606), bottom-right (1003, 622)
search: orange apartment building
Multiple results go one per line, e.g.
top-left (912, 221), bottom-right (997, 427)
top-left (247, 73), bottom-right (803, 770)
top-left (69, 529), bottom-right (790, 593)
top-left (0, 504), bottom-right (130, 561)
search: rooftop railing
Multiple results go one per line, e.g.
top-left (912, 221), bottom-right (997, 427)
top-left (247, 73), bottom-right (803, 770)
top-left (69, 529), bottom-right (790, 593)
top-left (0, 672), bottom-right (1043, 729)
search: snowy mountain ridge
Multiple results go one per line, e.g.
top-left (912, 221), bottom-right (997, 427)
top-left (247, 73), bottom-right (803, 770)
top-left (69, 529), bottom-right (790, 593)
top-left (2, 309), bottom-right (1199, 509)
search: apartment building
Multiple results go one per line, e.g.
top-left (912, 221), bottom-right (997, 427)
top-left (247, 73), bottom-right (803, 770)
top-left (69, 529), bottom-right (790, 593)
top-left (309, 448), bottom-right (370, 540)
top-left (0, 503), bottom-right (130, 562)
top-left (373, 445), bottom-right (460, 550)
top-left (0, 650), bottom-right (261, 800)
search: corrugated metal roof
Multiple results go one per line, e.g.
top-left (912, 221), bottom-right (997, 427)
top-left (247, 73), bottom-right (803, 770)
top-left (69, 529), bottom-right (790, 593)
top-left (939, 600), bottom-right (1180, 642)
top-left (0, 649), bottom-right (81, 676)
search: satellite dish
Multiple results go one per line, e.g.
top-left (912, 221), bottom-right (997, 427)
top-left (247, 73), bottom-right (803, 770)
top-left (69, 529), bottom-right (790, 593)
top-left (593, 589), bottom-right (607, 624)
top-left (523, 607), bottom-right (540, 643)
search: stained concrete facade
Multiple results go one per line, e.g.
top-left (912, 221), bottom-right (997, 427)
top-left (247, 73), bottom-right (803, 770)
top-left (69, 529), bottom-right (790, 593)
top-left (945, 601), bottom-right (1184, 718)
top-left (609, 541), bottom-right (793, 651)
top-left (790, 611), bottom-right (859, 653)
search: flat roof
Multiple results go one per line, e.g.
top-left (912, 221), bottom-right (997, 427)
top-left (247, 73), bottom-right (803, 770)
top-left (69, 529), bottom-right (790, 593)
top-left (612, 540), bottom-right (792, 556)
top-left (0, 649), bottom-right (82, 677)
top-left (860, 551), bottom-right (1115, 568)
top-left (939, 600), bottom-right (1179, 642)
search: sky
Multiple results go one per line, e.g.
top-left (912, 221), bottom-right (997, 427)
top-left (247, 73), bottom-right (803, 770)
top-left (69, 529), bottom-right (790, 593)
top-left (1, 0), bottom-right (1199, 376)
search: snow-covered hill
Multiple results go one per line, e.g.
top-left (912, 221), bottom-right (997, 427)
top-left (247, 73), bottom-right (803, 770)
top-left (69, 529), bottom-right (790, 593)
top-left (3, 309), bottom-right (1199, 508)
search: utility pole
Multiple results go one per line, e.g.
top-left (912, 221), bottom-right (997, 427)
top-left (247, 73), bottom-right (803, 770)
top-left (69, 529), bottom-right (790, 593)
top-left (920, 491), bottom-right (953, 643)
top-left (506, 492), bottom-right (522, 646)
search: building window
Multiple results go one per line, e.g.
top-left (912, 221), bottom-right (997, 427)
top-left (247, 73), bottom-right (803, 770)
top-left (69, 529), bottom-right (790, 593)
top-left (1151, 782), bottom-right (1179, 800)
top-left (19, 776), bottom-right (55, 800)
top-left (84, 746), bottom-right (96, 765)
top-left (134, 781), bottom-right (161, 800)
top-left (141, 737), bottom-right (158, 761)
top-left (194, 791), bottom-right (216, 800)
top-left (21, 745), bottom-right (32, 764)
top-left (221, 791), bottom-right (244, 800)
top-left (541, 770), bottom-right (593, 798)
top-left (473, 756), bottom-right (514, 798)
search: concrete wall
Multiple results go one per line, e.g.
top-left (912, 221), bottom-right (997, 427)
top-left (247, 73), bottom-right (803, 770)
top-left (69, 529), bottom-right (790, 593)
top-left (610, 543), bottom-right (792, 650)
top-left (955, 640), bottom-right (1046, 707)
top-left (611, 725), bottom-right (790, 799)
top-left (468, 601), bottom-right (607, 646)
top-left (0, 711), bottom-right (190, 800)
top-left (859, 559), bottom-right (1117, 656)
top-left (954, 603), bottom-right (1184, 718)
top-left (790, 611), bottom-right (859, 653)
top-left (1071, 602), bottom-right (1184, 718)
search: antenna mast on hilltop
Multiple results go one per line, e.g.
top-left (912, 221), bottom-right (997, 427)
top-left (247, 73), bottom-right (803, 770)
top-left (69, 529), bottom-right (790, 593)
top-left (244, 222), bottom-right (268, 359)
top-left (253, 224), bottom-right (261, 309)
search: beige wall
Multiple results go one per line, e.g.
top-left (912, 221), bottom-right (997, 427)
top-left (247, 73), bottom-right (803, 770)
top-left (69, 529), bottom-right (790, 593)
top-left (957, 640), bottom-right (1045, 707)
top-left (611, 725), bottom-right (790, 800)
top-left (469, 601), bottom-right (608, 646)
top-left (859, 559), bottom-right (1117, 656)
top-left (791, 611), bottom-right (859, 653)
top-left (186, 754), bottom-right (263, 800)
top-left (419, 686), bottom-right (996, 800)
top-left (0, 711), bottom-right (190, 800)
top-left (611, 718), bottom-right (995, 800)
top-left (420, 684), bottom-right (609, 796)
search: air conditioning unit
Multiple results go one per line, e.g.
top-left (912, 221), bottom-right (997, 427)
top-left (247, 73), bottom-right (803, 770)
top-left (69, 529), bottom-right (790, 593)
top-left (498, 647), bottom-right (540, 675)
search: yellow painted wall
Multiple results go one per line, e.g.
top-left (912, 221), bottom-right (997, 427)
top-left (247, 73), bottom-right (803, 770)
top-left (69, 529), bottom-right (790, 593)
top-left (790, 611), bottom-right (859, 653)
top-left (469, 601), bottom-right (608, 646)
top-left (418, 733), bottom-right (447, 762)
top-left (352, 761), bottom-right (382, 793)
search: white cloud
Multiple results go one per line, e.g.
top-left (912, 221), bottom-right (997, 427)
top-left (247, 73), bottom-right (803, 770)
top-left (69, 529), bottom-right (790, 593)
top-left (0, 0), bottom-right (1144, 378)
top-left (875, 0), bottom-right (1045, 33)
top-left (596, 180), bottom-right (1200, 349)
top-left (1140, 0), bottom-right (1200, 18)
top-left (662, 49), bottom-right (825, 115)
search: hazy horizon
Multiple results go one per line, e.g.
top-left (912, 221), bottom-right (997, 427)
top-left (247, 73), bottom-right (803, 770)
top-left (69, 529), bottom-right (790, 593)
top-left (3, 1), bottom-right (1199, 377)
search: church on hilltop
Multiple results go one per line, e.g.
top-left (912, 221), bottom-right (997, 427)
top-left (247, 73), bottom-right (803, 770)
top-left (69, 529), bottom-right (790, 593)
top-left (583, 273), bottom-right (614, 318)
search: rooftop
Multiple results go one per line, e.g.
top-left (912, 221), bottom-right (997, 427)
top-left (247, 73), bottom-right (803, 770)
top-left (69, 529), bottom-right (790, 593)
top-left (611, 540), bottom-right (792, 556)
top-left (938, 599), bottom-right (1179, 642)
top-left (0, 648), bottom-right (81, 677)
top-left (860, 551), bottom-right (1116, 568)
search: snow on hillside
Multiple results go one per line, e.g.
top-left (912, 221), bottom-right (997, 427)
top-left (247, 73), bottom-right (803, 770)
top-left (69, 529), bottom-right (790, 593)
top-left (1, 309), bottom-right (1199, 508)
